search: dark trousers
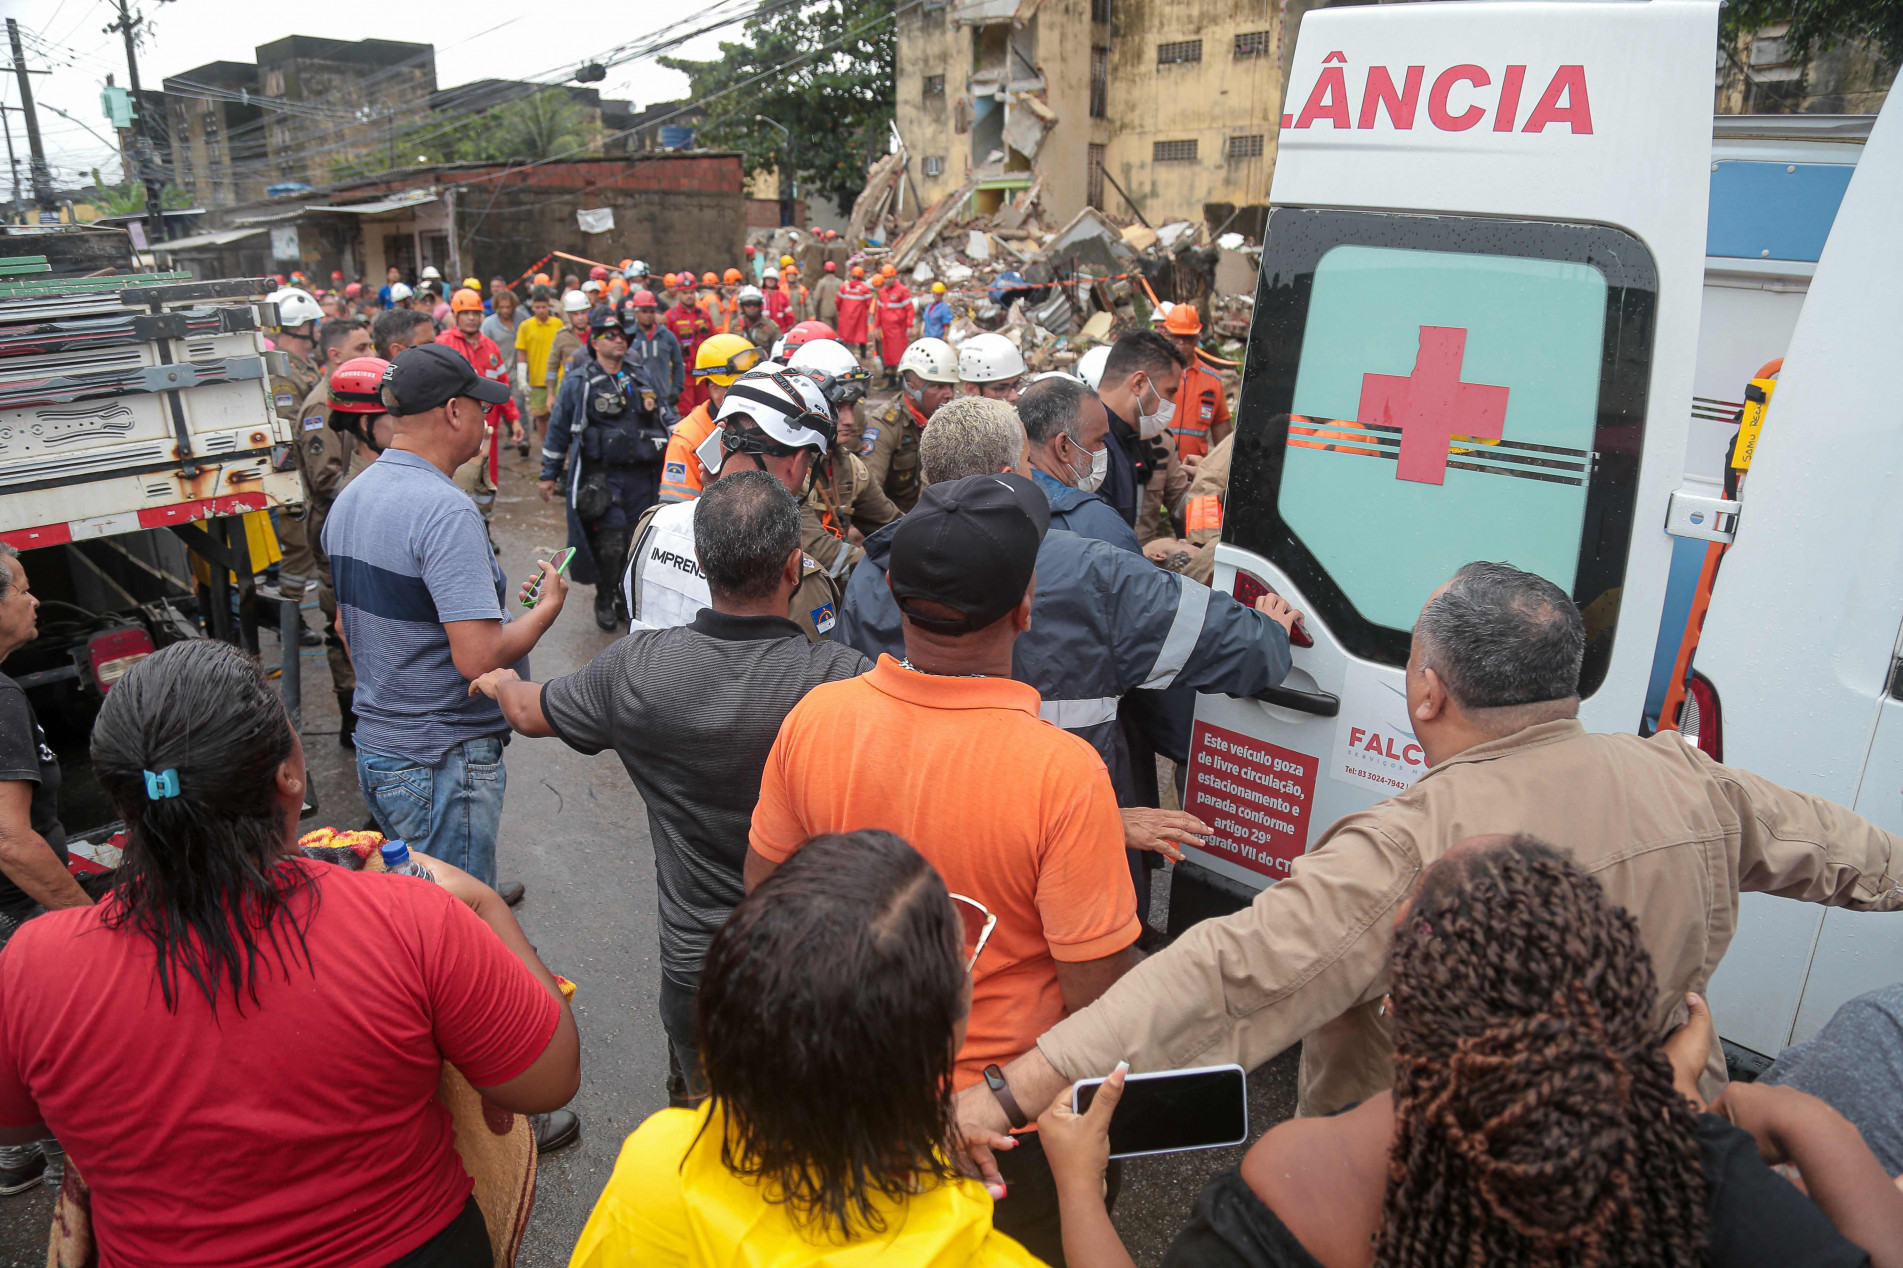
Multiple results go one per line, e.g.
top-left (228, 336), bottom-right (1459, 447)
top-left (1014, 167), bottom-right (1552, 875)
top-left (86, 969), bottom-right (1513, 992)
top-left (991, 1131), bottom-right (1121, 1268)
top-left (660, 971), bottom-right (707, 1109)
top-left (386, 1196), bottom-right (491, 1268)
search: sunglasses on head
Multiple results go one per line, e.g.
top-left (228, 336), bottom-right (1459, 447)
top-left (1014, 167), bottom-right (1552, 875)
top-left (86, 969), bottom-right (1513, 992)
top-left (950, 894), bottom-right (997, 973)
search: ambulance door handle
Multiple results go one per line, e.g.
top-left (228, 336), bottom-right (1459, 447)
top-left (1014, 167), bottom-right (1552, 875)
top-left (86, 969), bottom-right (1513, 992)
top-left (1249, 684), bottom-right (1340, 717)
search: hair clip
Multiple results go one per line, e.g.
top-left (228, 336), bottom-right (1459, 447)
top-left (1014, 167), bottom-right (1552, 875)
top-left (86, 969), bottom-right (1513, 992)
top-left (144, 769), bottom-right (181, 800)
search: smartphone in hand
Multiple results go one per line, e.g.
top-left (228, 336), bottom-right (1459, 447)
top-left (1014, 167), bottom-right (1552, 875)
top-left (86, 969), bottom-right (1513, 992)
top-left (1072, 1063), bottom-right (1249, 1159)
top-left (522, 547), bottom-right (577, 609)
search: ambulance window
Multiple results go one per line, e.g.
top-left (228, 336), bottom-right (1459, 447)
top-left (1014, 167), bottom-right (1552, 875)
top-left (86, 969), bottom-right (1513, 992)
top-left (1228, 210), bottom-right (1658, 698)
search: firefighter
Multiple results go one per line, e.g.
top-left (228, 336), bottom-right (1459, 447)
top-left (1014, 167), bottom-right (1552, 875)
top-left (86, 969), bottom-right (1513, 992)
top-left (873, 266), bottom-right (915, 389)
top-left (548, 289), bottom-right (594, 392)
top-left (540, 307), bottom-right (671, 629)
top-left (719, 268), bottom-right (746, 332)
top-left (659, 334), bottom-right (765, 503)
top-left (760, 273), bottom-right (795, 329)
top-left (813, 259), bottom-right (842, 327)
top-left (664, 282), bottom-right (717, 415)
top-left (265, 287), bottom-right (325, 654)
top-left (861, 336), bottom-right (958, 514)
top-left (787, 338), bottom-right (897, 580)
top-left (835, 265), bottom-right (874, 360)
top-left (956, 331), bottom-right (1026, 403)
top-left (778, 254), bottom-right (808, 322)
top-left (1159, 302), bottom-right (1232, 462)
top-left (733, 286), bottom-right (781, 352)
top-left (436, 288), bottom-right (522, 530)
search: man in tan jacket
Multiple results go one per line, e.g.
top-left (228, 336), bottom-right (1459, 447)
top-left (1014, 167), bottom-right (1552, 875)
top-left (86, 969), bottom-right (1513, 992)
top-left (957, 560), bottom-right (1903, 1180)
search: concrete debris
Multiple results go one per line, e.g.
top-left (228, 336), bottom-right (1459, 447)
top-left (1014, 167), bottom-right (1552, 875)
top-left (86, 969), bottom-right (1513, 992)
top-left (966, 229), bottom-right (992, 260)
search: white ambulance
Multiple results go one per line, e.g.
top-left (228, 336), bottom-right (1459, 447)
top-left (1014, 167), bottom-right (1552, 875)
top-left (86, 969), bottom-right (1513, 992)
top-left (1176, 0), bottom-right (1898, 1070)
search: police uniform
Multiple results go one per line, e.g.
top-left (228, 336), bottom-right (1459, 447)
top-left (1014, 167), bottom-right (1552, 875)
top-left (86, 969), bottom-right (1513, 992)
top-left (859, 395), bottom-right (930, 514)
top-left (292, 378), bottom-right (375, 700)
top-left (624, 498), bottom-right (845, 642)
top-left (802, 447), bottom-right (900, 581)
top-left (1136, 431), bottom-right (1193, 546)
top-left (270, 351), bottom-right (321, 593)
top-left (544, 356), bottom-right (669, 619)
top-left (736, 315), bottom-right (780, 353)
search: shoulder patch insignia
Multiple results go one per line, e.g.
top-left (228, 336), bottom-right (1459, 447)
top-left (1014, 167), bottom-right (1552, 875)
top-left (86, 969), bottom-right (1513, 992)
top-left (859, 426), bottom-right (881, 454)
top-left (275, 393), bottom-right (296, 409)
top-left (802, 554), bottom-right (819, 571)
top-left (809, 601), bottom-right (837, 635)
top-left (664, 461), bottom-right (687, 480)
top-left (302, 414), bottom-right (327, 431)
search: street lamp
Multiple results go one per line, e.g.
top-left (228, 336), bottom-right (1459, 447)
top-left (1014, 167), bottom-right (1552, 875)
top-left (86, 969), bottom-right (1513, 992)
top-left (753, 114), bottom-right (793, 228)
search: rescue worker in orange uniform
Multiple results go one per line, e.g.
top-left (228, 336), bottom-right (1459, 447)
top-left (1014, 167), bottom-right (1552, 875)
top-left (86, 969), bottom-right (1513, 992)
top-left (658, 334), bottom-right (764, 503)
top-left (761, 273), bottom-right (795, 329)
top-left (664, 283), bottom-right (718, 415)
top-left (835, 265), bottom-right (874, 358)
top-left (436, 287), bottom-right (522, 520)
top-left (1159, 302), bottom-right (1232, 462)
top-left (873, 266), bottom-right (915, 389)
top-left (696, 272), bottom-right (724, 334)
top-left (778, 255), bottom-right (808, 322)
top-left (719, 268), bottom-right (746, 332)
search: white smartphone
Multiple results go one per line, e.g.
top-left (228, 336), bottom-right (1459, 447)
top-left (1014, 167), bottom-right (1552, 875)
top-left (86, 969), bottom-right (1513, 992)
top-left (1070, 1063), bottom-right (1249, 1160)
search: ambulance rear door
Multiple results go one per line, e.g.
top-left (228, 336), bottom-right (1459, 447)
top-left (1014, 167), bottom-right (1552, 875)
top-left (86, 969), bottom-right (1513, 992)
top-left (1176, 0), bottom-right (1718, 906)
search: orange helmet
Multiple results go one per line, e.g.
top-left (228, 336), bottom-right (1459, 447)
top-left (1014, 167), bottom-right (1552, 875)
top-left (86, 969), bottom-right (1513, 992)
top-left (532, 273), bottom-right (551, 286)
top-left (723, 267), bottom-right (744, 285)
top-left (329, 357), bottom-right (391, 413)
top-left (449, 288), bottom-right (484, 314)
top-left (851, 265), bottom-right (865, 278)
top-left (1162, 303), bottom-right (1203, 337)
top-left (663, 272), bottom-right (678, 288)
top-left (619, 258), bottom-right (634, 271)
top-left (701, 271), bottom-right (719, 286)
top-left (881, 264), bottom-right (897, 277)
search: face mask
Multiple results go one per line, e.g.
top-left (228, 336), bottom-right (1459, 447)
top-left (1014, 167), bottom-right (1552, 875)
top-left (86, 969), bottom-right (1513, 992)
top-left (1137, 376), bottom-right (1176, 439)
top-left (1066, 440), bottom-right (1109, 493)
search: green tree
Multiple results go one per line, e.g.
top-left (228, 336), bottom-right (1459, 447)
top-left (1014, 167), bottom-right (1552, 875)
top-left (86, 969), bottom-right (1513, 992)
top-left (660, 0), bottom-right (896, 216)
top-left (1720, 0), bottom-right (1903, 64)
top-left (88, 169), bottom-right (191, 216)
top-left (331, 89), bottom-right (603, 181)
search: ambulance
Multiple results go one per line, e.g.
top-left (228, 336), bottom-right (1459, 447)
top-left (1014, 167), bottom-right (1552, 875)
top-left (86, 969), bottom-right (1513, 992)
top-left (1175, 0), bottom-right (1899, 1071)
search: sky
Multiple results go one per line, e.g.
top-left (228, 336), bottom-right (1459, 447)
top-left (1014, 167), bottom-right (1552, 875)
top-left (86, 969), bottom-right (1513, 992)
top-left (1, 0), bottom-right (739, 192)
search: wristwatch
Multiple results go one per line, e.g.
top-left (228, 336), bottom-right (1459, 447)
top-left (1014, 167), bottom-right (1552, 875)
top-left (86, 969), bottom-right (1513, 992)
top-left (983, 1064), bottom-right (1028, 1130)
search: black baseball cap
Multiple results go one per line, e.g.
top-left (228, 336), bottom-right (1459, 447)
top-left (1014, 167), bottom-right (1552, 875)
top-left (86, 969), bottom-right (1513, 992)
top-left (889, 472), bottom-right (1050, 634)
top-left (589, 304), bottom-right (624, 335)
top-left (381, 343), bottom-right (511, 416)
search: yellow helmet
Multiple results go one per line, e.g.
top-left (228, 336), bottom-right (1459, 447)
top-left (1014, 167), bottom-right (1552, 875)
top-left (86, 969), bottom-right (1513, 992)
top-left (779, 254), bottom-right (794, 268)
top-left (693, 332), bottom-right (765, 386)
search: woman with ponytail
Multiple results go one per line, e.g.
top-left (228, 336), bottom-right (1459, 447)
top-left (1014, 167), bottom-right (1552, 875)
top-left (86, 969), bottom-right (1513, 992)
top-left (0, 640), bottom-right (578, 1267)
top-left (1042, 835), bottom-right (1903, 1267)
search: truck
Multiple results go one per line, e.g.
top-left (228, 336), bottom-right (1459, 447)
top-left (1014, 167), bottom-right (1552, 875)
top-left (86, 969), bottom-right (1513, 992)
top-left (0, 224), bottom-right (303, 844)
top-left (1171, 0), bottom-right (1896, 1072)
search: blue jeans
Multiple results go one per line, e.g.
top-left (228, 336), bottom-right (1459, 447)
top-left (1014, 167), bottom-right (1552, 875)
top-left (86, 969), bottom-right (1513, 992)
top-left (356, 737), bottom-right (506, 886)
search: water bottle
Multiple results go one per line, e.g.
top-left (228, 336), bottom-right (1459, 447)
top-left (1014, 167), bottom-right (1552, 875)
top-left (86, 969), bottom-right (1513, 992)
top-left (380, 840), bottom-right (433, 880)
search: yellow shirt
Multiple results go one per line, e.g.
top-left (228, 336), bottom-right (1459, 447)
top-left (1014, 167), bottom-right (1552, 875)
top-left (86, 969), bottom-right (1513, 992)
top-left (568, 1104), bottom-right (1045, 1268)
top-left (515, 315), bottom-right (564, 387)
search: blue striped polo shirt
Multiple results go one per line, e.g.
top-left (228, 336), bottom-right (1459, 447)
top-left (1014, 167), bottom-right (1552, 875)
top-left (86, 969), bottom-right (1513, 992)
top-left (323, 449), bottom-right (523, 764)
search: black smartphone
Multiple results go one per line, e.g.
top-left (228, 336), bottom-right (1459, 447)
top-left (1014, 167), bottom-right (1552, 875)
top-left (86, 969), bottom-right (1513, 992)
top-left (1071, 1064), bottom-right (1249, 1159)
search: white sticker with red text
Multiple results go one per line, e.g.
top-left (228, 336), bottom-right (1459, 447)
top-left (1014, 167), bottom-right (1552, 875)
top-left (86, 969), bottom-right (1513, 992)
top-left (1329, 661), bottom-right (1428, 795)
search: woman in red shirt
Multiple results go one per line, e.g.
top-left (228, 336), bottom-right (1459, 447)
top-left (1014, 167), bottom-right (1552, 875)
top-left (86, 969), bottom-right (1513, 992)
top-left (0, 641), bottom-right (579, 1268)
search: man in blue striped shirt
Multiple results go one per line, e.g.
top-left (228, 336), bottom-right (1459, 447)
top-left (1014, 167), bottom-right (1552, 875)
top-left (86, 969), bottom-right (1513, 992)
top-left (326, 344), bottom-right (569, 893)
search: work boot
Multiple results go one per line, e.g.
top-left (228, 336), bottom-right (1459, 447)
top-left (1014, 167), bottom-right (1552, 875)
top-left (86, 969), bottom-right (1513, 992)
top-left (0, 1144), bottom-right (44, 1196)
top-left (335, 690), bottom-right (357, 750)
top-left (531, 1110), bottom-right (580, 1155)
top-left (496, 881), bottom-right (526, 907)
top-left (593, 589), bottom-right (617, 631)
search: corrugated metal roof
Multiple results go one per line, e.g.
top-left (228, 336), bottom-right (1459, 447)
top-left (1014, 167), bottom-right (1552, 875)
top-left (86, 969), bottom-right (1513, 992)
top-left (152, 226), bottom-right (269, 252)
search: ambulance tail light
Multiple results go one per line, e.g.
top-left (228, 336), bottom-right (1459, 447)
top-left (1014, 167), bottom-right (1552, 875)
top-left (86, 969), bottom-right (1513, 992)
top-left (1232, 569), bottom-right (1313, 648)
top-left (1681, 672), bottom-right (1723, 763)
top-left (87, 626), bottom-right (154, 694)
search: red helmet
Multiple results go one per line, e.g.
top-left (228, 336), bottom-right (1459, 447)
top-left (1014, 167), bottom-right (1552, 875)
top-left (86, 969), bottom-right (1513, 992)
top-left (781, 320), bottom-right (838, 355)
top-left (744, 245), bottom-right (756, 256)
top-left (631, 289), bottom-right (658, 308)
top-left (823, 260), bottom-right (837, 272)
top-left (330, 270), bottom-right (345, 281)
top-left (344, 281), bottom-right (362, 297)
top-left (330, 357), bottom-right (391, 413)
top-left (589, 265), bottom-right (610, 280)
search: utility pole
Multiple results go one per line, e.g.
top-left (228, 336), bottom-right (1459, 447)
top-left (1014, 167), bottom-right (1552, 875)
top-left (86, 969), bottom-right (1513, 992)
top-left (5, 19), bottom-right (55, 214)
top-left (104, 0), bottom-right (169, 248)
top-left (1, 105), bottom-right (23, 221)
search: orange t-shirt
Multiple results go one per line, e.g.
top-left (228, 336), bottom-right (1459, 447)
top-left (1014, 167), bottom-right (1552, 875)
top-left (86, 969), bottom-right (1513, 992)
top-left (750, 656), bottom-right (1137, 1090)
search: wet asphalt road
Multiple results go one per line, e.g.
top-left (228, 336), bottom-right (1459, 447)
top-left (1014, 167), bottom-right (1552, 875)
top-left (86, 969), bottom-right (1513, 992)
top-left (0, 437), bottom-right (1296, 1267)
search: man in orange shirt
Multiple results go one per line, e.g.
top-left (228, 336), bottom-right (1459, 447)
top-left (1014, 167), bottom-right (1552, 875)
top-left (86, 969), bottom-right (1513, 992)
top-left (747, 471), bottom-right (1137, 1266)
top-left (1159, 303), bottom-right (1231, 463)
top-left (659, 334), bottom-right (762, 503)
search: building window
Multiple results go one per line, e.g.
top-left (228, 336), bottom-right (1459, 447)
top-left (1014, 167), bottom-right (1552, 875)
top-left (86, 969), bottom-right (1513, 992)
top-left (1087, 143), bottom-right (1105, 209)
top-left (1153, 139), bottom-right (1199, 162)
top-left (1234, 30), bottom-right (1272, 58)
top-left (923, 74), bottom-right (946, 97)
top-left (1090, 47), bottom-right (1109, 118)
top-left (1157, 40), bottom-right (1203, 66)
top-left (1226, 134), bottom-right (1265, 159)
top-left (1091, 0), bottom-right (1112, 24)
top-left (923, 155), bottom-right (945, 177)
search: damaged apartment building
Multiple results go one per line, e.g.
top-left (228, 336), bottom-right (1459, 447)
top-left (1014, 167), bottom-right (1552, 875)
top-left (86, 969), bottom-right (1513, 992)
top-left (894, 0), bottom-right (1293, 238)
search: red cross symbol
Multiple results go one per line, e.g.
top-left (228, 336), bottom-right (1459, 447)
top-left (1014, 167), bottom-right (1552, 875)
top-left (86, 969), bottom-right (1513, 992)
top-left (1355, 326), bottom-right (1509, 485)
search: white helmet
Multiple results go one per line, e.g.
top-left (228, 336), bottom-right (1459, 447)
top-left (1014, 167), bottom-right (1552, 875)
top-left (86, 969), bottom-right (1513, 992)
top-left (581, 279), bottom-right (603, 294)
top-left (789, 338), bottom-right (871, 407)
top-left (709, 366), bottom-right (836, 473)
top-left (386, 282), bottom-right (413, 303)
top-left (420, 265), bottom-right (442, 280)
top-left (958, 331), bottom-right (1027, 384)
top-left (562, 290), bottom-right (592, 313)
top-left (735, 285), bottom-right (764, 305)
top-left (1076, 344), bottom-right (1111, 391)
top-left (897, 336), bottom-right (959, 384)
top-left (628, 259), bottom-right (647, 277)
top-left (268, 287), bottom-right (323, 329)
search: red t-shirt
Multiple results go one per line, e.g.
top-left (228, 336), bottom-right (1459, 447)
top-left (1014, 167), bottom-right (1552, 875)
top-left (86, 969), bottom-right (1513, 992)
top-left (0, 859), bottom-right (559, 1267)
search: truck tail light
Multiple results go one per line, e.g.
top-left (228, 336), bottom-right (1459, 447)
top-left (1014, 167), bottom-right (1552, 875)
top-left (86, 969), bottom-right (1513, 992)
top-left (1680, 671), bottom-right (1723, 763)
top-left (1232, 569), bottom-right (1313, 648)
top-left (87, 626), bottom-right (155, 694)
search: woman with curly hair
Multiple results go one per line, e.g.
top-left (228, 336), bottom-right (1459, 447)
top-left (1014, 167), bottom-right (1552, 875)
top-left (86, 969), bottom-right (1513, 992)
top-left (1043, 834), bottom-right (1903, 1267)
top-left (569, 828), bottom-right (1042, 1265)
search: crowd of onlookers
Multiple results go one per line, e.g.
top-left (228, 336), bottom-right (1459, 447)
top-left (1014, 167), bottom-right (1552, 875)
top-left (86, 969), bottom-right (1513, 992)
top-left (0, 248), bottom-right (1897, 1266)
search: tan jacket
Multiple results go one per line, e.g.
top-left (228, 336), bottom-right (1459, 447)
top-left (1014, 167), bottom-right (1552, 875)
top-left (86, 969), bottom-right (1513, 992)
top-left (1037, 720), bottom-right (1903, 1115)
top-left (861, 396), bottom-right (927, 514)
top-left (802, 450), bottom-right (900, 579)
top-left (1181, 434), bottom-right (1231, 585)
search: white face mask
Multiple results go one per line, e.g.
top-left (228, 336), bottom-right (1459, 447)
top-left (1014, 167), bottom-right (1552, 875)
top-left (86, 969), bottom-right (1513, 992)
top-left (1137, 375), bottom-right (1176, 439)
top-left (1066, 440), bottom-right (1109, 493)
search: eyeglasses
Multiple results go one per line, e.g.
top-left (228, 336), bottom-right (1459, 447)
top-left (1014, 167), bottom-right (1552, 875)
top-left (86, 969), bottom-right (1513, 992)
top-left (950, 894), bottom-right (997, 974)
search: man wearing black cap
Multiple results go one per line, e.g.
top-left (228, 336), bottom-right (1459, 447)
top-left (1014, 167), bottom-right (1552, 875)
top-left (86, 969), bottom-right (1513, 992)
top-left (325, 343), bottom-right (569, 909)
top-left (747, 473), bottom-right (1137, 1266)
